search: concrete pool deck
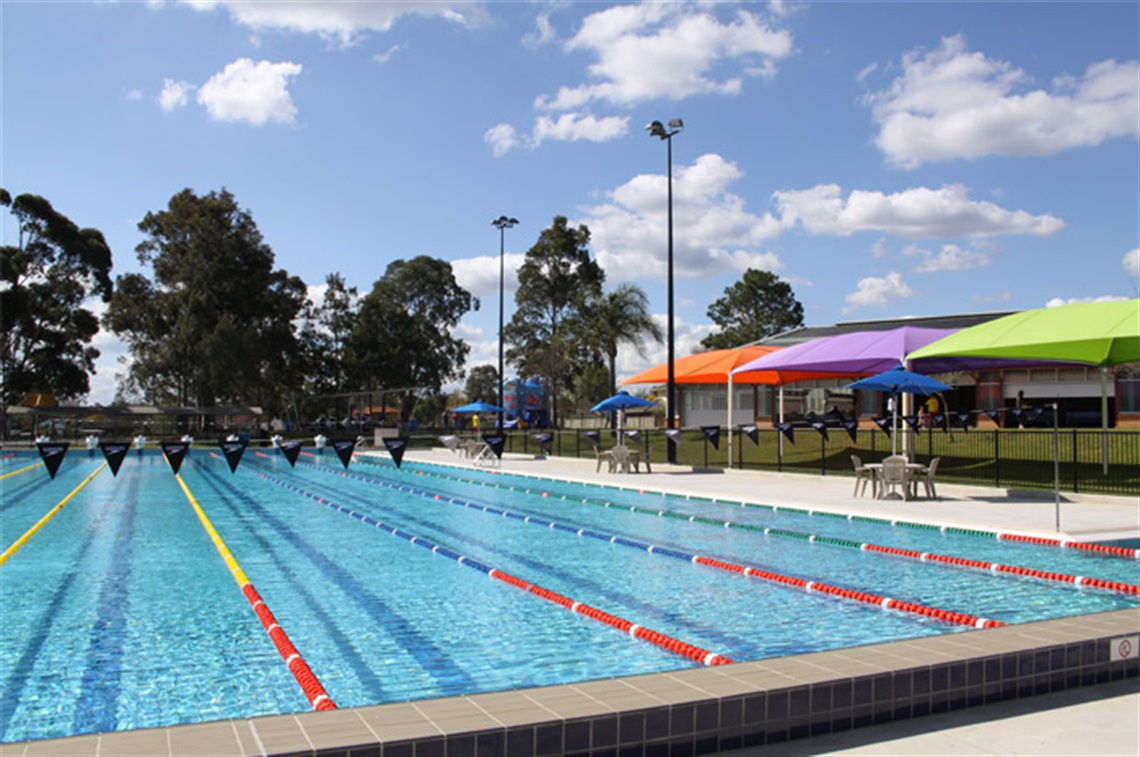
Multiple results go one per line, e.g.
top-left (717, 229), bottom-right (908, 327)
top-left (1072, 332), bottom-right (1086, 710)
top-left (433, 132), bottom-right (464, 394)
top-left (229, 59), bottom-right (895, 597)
top-left (3, 447), bottom-right (1137, 756)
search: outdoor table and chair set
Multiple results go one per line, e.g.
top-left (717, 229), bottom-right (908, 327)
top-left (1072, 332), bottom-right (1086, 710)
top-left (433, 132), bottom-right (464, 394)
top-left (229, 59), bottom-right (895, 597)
top-left (852, 454), bottom-right (940, 501)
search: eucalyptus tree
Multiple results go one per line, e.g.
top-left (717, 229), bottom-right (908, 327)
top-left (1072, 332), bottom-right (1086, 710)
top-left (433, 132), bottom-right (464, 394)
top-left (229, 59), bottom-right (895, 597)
top-left (464, 364), bottom-right (499, 406)
top-left (0, 190), bottom-right (113, 414)
top-left (701, 269), bottom-right (804, 349)
top-left (504, 216), bottom-right (604, 426)
top-left (346, 256), bottom-right (476, 424)
top-left (298, 272), bottom-right (359, 397)
top-left (105, 188), bottom-right (306, 411)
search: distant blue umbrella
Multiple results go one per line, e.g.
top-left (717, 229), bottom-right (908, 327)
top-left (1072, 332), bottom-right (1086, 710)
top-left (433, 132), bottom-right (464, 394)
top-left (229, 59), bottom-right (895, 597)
top-left (452, 400), bottom-right (505, 414)
top-left (591, 391), bottom-right (656, 439)
top-left (590, 391), bottom-right (656, 413)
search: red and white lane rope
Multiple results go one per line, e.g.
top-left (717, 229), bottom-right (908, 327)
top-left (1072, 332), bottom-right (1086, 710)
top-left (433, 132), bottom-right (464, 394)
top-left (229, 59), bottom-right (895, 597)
top-left (175, 470), bottom-right (336, 710)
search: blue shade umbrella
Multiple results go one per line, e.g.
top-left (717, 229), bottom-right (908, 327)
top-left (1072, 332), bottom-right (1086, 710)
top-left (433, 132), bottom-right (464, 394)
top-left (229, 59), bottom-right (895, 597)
top-left (452, 400), bottom-right (506, 414)
top-left (591, 391), bottom-right (656, 440)
top-left (848, 366), bottom-right (951, 455)
top-left (847, 365), bottom-right (952, 396)
top-left (590, 391), bottom-right (657, 413)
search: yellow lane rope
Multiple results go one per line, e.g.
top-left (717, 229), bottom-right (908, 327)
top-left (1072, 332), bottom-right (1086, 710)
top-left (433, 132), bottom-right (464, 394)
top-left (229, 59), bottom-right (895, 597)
top-left (0, 462), bottom-right (44, 481)
top-left (1, 462), bottom-right (108, 567)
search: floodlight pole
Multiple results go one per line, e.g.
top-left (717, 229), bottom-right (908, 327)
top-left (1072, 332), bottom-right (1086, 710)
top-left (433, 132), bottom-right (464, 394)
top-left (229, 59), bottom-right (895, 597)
top-left (492, 216), bottom-right (518, 432)
top-left (647, 119), bottom-right (683, 464)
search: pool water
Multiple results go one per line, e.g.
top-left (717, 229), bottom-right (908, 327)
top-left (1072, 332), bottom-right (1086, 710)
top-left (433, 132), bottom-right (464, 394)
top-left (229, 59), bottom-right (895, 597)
top-left (1, 449), bottom-right (1137, 743)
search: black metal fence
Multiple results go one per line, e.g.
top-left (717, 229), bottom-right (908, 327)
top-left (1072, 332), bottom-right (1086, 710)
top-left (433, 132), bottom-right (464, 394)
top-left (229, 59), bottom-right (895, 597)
top-left (431, 426), bottom-right (1140, 497)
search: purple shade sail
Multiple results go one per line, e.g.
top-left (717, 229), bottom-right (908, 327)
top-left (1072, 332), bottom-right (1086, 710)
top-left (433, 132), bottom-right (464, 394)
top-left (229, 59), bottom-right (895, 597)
top-left (731, 326), bottom-right (1079, 380)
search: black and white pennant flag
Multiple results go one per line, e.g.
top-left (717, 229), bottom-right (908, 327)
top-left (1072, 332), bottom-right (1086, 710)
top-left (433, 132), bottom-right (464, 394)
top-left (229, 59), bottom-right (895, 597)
top-left (383, 437), bottom-right (407, 468)
top-left (100, 442), bottom-right (129, 476)
top-left (160, 441), bottom-right (190, 475)
top-left (700, 426), bottom-right (720, 450)
top-left (278, 440), bottom-right (303, 467)
top-left (333, 439), bottom-right (357, 469)
top-left (220, 440), bottom-right (247, 473)
top-left (36, 442), bottom-right (69, 480)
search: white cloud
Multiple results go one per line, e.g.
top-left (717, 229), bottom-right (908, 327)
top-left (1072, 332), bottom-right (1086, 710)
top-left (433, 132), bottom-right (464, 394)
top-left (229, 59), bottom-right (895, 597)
top-left (372, 44), bottom-right (404, 64)
top-left (773, 183), bottom-right (1064, 239)
top-left (866, 35), bottom-right (1140, 168)
top-left (537, 4), bottom-right (793, 111)
top-left (1045, 295), bottom-right (1131, 307)
top-left (904, 240), bottom-right (1003, 273)
top-left (175, 0), bottom-right (479, 46)
top-left (486, 113), bottom-right (629, 154)
top-left (451, 252), bottom-right (526, 300)
top-left (523, 11), bottom-right (556, 49)
top-left (1123, 248), bottom-right (1140, 278)
top-left (196, 58), bottom-right (303, 125)
top-left (579, 153), bottom-right (785, 283)
top-left (843, 271), bottom-right (916, 312)
top-left (484, 123), bottom-right (520, 157)
top-left (158, 78), bottom-right (194, 111)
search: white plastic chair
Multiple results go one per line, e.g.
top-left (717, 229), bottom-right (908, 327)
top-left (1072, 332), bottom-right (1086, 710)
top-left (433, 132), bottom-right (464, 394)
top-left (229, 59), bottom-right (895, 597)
top-left (851, 455), bottom-right (875, 497)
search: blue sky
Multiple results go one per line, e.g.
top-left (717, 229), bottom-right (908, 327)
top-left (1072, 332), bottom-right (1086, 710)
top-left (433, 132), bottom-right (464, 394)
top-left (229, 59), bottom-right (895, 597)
top-left (3, 1), bottom-right (1138, 405)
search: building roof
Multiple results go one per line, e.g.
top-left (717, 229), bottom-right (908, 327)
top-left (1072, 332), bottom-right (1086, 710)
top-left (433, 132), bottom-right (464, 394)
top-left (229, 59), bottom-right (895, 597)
top-left (759, 311), bottom-right (1016, 347)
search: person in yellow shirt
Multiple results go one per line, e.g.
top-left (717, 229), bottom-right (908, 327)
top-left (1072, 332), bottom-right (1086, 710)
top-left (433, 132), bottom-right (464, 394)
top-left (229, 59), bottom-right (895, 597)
top-left (923, 395), bottom-right (940, 428)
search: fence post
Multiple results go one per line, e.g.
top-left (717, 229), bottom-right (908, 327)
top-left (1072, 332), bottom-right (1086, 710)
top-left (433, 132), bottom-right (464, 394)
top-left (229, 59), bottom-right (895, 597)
top-left (1072, 429), bottom-right (1079, 493)
top-left (993, 429), bottom-right (1000, 488)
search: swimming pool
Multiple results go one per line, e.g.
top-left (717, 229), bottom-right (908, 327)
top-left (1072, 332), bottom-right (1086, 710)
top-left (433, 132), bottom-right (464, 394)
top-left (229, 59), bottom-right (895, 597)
top-left (1, 448), bottom-right (1137, 744)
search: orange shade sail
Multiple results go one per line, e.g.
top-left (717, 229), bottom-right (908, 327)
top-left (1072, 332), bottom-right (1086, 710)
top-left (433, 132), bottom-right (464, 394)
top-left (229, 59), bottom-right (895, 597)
top-left (621, 346), bottom-right (836, 386)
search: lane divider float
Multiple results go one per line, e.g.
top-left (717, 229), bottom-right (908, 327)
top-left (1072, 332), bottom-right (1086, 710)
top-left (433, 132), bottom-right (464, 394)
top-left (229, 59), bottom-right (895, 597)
top-left (0, 461), bottom-right (42, 481)
top-left (249, 466), bottom-right (732, 666)
top-left (175, 467), bottom-right (336, 710)
top-left (1, 462), bottom-right (107, 567)
top-left (296, 460), bottom-right (1003, 629)
top-left (351, 458), bottom-right (1139, 597)
top-left (358, 455), bottom-right (1140, 560)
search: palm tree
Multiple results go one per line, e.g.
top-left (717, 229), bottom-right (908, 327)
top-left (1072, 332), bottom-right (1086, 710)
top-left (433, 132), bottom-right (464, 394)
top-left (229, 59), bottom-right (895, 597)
top-left (589, 283), bottom-right (664, 398)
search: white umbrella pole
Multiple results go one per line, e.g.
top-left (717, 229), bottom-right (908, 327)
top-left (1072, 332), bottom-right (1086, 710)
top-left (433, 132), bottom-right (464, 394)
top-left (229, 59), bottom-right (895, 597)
top-left (778, 385), bottom-right (785, 457)
top-left (727, 374), bottom-right (734, 469)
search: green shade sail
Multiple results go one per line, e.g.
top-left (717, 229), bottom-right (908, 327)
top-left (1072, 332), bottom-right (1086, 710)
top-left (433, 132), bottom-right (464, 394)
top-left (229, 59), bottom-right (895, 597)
top-left (907, 299), bottom-right (1140, 367)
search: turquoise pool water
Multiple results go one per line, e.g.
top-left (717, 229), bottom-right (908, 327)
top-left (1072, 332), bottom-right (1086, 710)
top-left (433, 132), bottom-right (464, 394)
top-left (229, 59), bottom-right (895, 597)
top-left (1, 449), bottom-right (1137, 743)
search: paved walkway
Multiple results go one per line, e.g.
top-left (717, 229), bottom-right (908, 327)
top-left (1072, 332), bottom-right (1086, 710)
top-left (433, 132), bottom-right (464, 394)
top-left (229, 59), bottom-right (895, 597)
top-left (402, 447), bottom-right (1140, 757)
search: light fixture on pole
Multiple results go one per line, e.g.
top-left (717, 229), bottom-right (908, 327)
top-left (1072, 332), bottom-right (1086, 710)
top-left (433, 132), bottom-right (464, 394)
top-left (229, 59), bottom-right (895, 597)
top-left (646, 118), bottom-right (683, 463)
top-left (492, 215), bottom-right (519, 431)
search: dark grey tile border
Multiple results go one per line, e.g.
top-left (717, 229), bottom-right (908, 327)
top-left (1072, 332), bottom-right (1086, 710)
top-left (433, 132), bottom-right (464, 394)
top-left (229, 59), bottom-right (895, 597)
top-left (8, 608), bottom-right (1136, 757)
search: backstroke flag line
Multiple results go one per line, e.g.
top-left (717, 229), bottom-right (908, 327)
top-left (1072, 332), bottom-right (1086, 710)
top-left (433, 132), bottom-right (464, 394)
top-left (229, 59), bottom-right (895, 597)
top-left (483, 435), bottom-right (505, 459)
top-left (36, 442), bottom-right (69, 480)
top-left (534, 433), bottom-right (553, 455)
top-left (100, 442), bottom-right (129, 476)
top-left (741, 425), bottom-right (759, 445)
top-left (701, 426), bottom-right (720, 450)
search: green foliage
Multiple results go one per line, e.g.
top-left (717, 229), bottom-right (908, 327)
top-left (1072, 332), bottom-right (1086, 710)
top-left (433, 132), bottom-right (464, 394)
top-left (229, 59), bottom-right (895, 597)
top-left (504, 216), bottom-right (604, 425)
top-left (570, 363), bottom-right (612, 414)
top-left (105, 188), bottom-right (306, 410)
top-left (347, 256), bottom-right (477, 422)
top-left (701, 269), bottom-right (804, 349)
top-left (0, 190), bottom-right (113, 407)
top-left (585, 283), bottom-right (662, 396)
top-left (464, 364), bottom-right (499, 406)
top-left (298, 272), bottom-right (359, 396)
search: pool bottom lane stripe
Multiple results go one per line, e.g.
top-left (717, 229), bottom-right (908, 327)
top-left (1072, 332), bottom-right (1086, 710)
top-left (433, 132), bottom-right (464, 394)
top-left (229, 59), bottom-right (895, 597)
top-left (174, 471), bottom-right (337, 711)
top-left (250, 469), bottom-right (733, 667)
top-left (1, 462), bottom-right (107, 567)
